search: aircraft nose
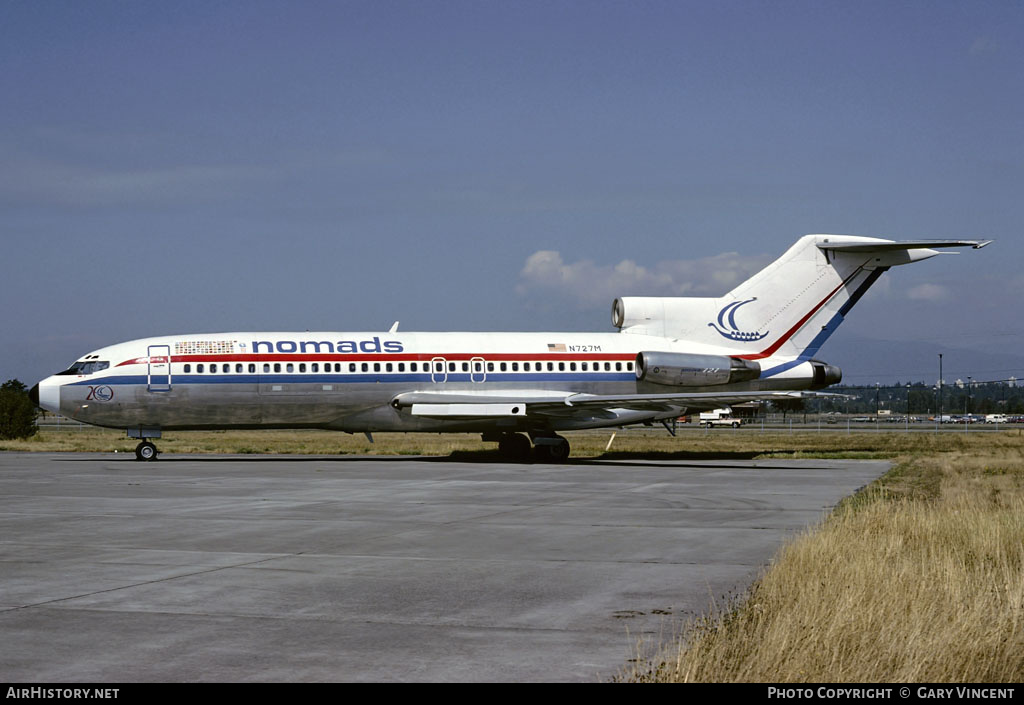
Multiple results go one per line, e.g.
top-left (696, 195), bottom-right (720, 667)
top-left (33, 378), bottom-right (61, 415)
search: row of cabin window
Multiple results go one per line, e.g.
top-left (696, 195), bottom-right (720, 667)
top-left (180, 361), bottom-right (634, 374)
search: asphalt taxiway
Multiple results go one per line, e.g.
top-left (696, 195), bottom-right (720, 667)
top-left (0, 452), bottom-right (888, 682)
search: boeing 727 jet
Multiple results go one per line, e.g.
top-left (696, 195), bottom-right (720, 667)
top-left (31, 235), bottom-right (989, 460)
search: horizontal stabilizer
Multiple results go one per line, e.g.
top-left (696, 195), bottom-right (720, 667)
top-left (817, 238), bottom-right (992, 252)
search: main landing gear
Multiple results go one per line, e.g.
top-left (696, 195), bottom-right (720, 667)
top-left (128, 428), bottom-right (162, 461)
top-left (492, 432), bottom-right (571, 463)
top-left (134, 441), bottom-right (158, 461)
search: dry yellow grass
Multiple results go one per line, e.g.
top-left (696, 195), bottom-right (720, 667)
top-left (622, 439), bottom-right (1024, 682)
top-left (6, 423), bottom-right (1020, 458)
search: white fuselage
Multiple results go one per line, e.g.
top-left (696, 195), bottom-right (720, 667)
top-left (33, 330), bottom-right (823, 435)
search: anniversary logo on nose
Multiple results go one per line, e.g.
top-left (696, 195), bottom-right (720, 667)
top-left (86, 386), bottom-right (114, 402)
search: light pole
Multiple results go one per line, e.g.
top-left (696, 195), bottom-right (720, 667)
top-left (966, 376), bottom-right (972, 434)
top-left (938, 353), bottom-right (943, 429)
top-left (906, 383), bottom-right (911, 431)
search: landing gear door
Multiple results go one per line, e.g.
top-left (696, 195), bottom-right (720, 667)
top-left (148, 344), bottom-right (171, 392)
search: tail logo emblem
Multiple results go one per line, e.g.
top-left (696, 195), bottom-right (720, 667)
top-left (709, 298), bottom-right (769, 342)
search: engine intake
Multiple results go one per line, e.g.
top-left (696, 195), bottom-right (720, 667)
top-left (635, 351), bottom-right (761, 387)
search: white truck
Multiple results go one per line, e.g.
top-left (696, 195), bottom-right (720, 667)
top-left (699, 408), bottom-right (744, 428)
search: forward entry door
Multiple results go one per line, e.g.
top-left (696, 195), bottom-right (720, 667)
top-left (147, 345), bottom-right (171, 392)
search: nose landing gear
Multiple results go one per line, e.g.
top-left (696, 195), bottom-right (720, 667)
top-left (134, 441), bottom-right (158, 461)
top-left (128, 428), bottom-right (162, 461)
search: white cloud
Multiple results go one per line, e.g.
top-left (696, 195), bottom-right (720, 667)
top-left (907, 283), bottom-right (949, 301)
top-left (516, 249), bottom-right (772, 307)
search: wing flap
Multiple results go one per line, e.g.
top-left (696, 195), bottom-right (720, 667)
top-left (410, 403), bottom-right (528, 418)
top-left (391, 389), bottom-right (838, 419)
top-left (543, 390), bottom-right (832, 414)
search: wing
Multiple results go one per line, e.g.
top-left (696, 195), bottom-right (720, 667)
top-left (390, 389), bottom-right (837, 420)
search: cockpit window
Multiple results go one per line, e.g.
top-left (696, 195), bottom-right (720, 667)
top-left (57, 361), bottom-right (110, 376)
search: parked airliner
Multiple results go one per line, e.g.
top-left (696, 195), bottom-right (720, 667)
top-left (31, 235), bottom-right (989, 461)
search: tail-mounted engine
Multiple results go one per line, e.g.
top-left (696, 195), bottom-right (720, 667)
top-left (635, 351), bottom-right (761, 388)
top-left (808, 360), bottom-right (842, 388)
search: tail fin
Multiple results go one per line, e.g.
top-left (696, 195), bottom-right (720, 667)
top-left (612, 235), bottom-right (990, 359)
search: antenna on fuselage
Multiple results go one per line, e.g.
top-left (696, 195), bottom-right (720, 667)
top-left (389, 321), bottom-right (399, 333)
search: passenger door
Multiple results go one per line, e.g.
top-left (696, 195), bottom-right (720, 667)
top-left (147, 345), bottom-right (171, 392)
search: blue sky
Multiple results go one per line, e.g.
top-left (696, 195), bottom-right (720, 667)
top-left (2, 1), bottom-right (1021, 387)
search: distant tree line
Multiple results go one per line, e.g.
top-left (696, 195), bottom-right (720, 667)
top-left (0, 379), bottom-right (38, 439)
top-left (806, 381), bottom-right (1024, 416)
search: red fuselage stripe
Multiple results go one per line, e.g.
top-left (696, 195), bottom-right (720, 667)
top-left (118, 352), bottom-right (637, 367)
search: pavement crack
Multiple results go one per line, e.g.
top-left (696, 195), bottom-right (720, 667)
top-left (0, 553), bottom-right (304, 614)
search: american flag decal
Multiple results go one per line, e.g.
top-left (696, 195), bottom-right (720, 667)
top-left (547, 343), bottom-right (566, 352)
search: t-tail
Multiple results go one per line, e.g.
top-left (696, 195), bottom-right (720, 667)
top-left (612, 234), bottom-right (991, 359)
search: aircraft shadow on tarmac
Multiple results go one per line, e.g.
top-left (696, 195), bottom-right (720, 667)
top-left (62, 449), bottom-right (828, 470)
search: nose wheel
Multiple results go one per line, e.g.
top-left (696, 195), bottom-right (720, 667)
top-left (135, 441), bottom-right (158, 461)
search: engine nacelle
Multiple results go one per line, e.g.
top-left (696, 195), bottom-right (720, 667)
top-left (611, 295), bottom-right (723, 338)
top-left (809, 360), bottom-right (842, 388)
top-left (635, 351), bottom-right (761, 388)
